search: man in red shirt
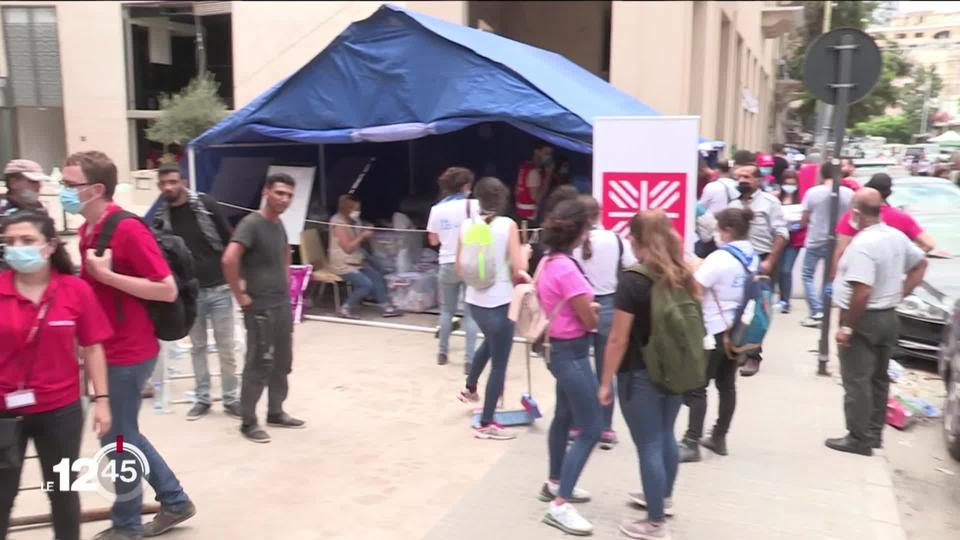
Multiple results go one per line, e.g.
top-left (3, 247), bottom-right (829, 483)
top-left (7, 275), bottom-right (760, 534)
top-left (62, 151), bottom-right (195, 540)
top-left (515, 143), bottom-right (553, 221)
top-left (830, 172), bottom-right (936, 281)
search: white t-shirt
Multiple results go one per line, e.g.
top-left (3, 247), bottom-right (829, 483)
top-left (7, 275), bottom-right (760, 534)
top-left (696, 240), bottom-right (758, 337)
top-left (699, 177), bottom-right (738, 215)
top-left (572, 227), bottom-right (637, 296)
top-left (426, 196), bottom-right (481, 264)
top-left (462, 216), bottom-right (515, 308)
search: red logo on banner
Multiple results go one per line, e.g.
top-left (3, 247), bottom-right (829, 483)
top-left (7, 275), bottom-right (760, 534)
top-left (601, 172), bottom-right (687, 238)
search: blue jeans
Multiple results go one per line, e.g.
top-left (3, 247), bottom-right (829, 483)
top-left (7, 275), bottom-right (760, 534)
top-left (437, 264), bottom-right (478, 360)
top-left (592, 294), bottom-right (616, 431)
top-left (547, 336), bottom-right (602, 499)
top-left (102, 357), bottom-right (189, 532)
top-left (189, 285), bottom-right (239, 405)
top-left (778, 246), bottom-right (800, 306)
top-left (618, 369), bottom-right (683, 522)
top-left (802, 244), bottom-right (829, 315)
top-left (343, 266), bottom-right (389, 308)
top-left (465, 303), bottom-right (514, 425)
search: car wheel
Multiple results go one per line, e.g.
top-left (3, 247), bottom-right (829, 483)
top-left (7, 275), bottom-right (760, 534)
top-left (947, 369), bottom-right (960, 461)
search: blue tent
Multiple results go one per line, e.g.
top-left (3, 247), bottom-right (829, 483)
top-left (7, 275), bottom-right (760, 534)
top-left (188, 4), bottom-right (659, 192)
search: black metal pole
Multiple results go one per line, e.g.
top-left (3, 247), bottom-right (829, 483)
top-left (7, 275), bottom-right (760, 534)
top-left (817, 34), bottom-right (856, 375)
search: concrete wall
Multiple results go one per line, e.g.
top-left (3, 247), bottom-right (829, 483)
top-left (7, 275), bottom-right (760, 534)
top-left (610, 0), bottom-right (779, 153)
top-left (232, 1), bottom-right (467, 107)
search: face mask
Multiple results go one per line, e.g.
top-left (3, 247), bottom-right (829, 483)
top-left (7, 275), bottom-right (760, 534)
top-left (737, 183), bottom-right (754, 196)
top-left (59, 187), bottom-right (85, 214)
top-left (713, 232), bottom-right (727, 248)
top-left (18, 189), bottom-right (40, 205)
top-left (848, 211), bottom-right (860, 231)
top-left (3, 245), bottom-right (48, 273)
top-left (349, 210), bottom-right (361, 221)
top-left (781, 184), bottom-right (798, 195)
top-left (539, 155), bottom-right (553, 167)
top-left (760, 167), bottom-right (773, 176)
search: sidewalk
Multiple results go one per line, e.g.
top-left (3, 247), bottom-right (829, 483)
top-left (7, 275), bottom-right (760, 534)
top-left (424, 310), bottom-right (908, 540)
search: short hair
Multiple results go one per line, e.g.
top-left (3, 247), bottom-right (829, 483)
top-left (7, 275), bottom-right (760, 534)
top-left (65, 151), bottom-right (118, 199)
top-left (437, 167), bottom-right (474, 195)
top-left (855, 196), bottom-right (882, 218)
top-left (716, 160), bottom-right (731, 174)
top-left (265, 173), bottom-right (295, 190)
top-left (772, 143), bottom-right (784, 154)
top-left (715, 207), bottom-right (754, 240)
top-left (157, 163), bottom-right (182, 177)
top-left (820, 161), bottom-right (835, 180)
top-left (732, 150), bottom-right (756, 166)
top-left (337, 193), bottom-right (359, 215)
top-left (472, 176), bottom-right (509, 216)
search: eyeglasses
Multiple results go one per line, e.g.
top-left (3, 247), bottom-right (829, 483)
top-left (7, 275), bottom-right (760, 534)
top-left (58, 181), bottom-right (89, 188)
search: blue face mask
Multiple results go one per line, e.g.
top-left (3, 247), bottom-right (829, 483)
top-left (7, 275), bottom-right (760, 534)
top-left (59, 187), bottom-right (84, 214)
top-left (760, 167), bottom-right (773, 176)
top-left (3, 245), bottom-right (48, 273)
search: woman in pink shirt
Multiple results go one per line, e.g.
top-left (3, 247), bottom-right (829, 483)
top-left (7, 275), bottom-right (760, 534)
top-left (535, 198), bottom-right (601, 536)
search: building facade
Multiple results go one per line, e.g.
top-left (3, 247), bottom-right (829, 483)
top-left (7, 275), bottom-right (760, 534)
top-left (0, 1), bottom-right (795, 177)
top-left (868, 10), bottom-right (960, 119)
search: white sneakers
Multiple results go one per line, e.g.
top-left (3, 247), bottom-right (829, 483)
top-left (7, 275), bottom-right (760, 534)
top-left (544, 501), bottom-right (594, 536)
top-left (539, 481), bottom-right (592, 503)
top-left (473, 422), bottom-right (516, 440)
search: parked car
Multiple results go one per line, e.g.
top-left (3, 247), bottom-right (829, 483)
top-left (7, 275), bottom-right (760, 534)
top-left (941, 300), bottom-right (960, 461)
top-left (889, 177), bottom-right (960, 362)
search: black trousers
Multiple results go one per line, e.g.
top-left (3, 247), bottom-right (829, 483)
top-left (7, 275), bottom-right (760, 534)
top-left (0, 400), bottom-right (83, 540)
top-left (683, 337), bottom-right (737, 441)
top-left (240, 304), bottom-right (294, 427)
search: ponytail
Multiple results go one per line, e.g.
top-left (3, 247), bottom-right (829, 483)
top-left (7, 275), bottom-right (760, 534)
top-left (581, 232), bottom-right (593, 260)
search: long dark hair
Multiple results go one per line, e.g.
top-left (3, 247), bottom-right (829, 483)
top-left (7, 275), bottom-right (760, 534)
top-left (1, 210), bottom-right (74, 275)
top-left (542, 198), bottom-right (590, 254)
top-left (473, 176), bottom-right (509, 219)
top-left (579, 195), bottom-right (600, 260)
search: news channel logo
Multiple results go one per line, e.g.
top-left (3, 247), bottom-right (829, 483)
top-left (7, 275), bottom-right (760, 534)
top-left (42, 436), bottom-right (150, 502)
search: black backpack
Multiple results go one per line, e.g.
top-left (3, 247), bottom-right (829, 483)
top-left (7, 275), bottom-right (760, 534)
top-left (94, 211), bottom-right (199, 341)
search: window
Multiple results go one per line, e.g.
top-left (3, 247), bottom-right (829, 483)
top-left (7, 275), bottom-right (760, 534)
top-left (1, 7), bottom-right (63, 107)
top-left (934, 30), bottom-right (950, 39)
top-left (896, 33), bottom-right (907, 39)
top-left (915, 32), bottom-right (924, 38)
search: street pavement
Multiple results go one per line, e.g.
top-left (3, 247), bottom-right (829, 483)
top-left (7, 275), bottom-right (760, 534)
top-left (8, 307), bottom-right (950, 539)
top-left (424, 308), bottom-right (909, 540)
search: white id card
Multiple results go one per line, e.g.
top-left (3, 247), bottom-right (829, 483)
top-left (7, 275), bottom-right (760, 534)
top-left (5, 389), bottom-right (37, 409)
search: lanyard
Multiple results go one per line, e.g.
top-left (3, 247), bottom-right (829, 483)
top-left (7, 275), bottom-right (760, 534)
top-left (16, 284), bottom-right (57, 390)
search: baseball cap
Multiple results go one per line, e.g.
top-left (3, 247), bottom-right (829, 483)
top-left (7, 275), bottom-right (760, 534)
top-left (3, 159), bottom-right (49, 182)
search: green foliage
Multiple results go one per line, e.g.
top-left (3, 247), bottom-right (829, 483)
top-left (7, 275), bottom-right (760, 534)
top-left (851, 114), bottom-right (911, 143)
top-left (786, 1), bottom-right (911, 127)
top-left (145, 74), bottom-right (228, 147)
top-left (900, 65), bottom-right (943, 134)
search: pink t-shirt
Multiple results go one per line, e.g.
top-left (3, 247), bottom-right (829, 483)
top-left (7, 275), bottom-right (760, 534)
top-left (835, 205), bottom-right (923, 239)
top-left (536, 255), bottom-right (594, 340)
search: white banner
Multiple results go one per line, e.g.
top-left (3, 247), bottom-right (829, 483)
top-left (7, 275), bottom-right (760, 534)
top-left (592, 116), bottom-right (700, 250)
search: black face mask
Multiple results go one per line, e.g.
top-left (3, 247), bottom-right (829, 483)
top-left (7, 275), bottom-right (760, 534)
top-left (737, 183), bottom-right (754, 196)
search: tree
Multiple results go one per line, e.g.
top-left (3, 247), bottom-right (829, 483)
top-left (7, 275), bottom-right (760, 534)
top-left (785, 1), bottom-right (910, 127)
top-left (900, 65), bottom-right (943, 135)
top-left (146, 74), bottom-right (228, 149)
top-left (851, 114), bottom-right (911, 143)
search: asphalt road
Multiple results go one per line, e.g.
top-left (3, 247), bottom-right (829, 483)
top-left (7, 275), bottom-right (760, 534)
top-left (885, 358), bottom-right (960, 540)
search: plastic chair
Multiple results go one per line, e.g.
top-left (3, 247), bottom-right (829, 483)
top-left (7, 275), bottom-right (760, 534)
top-left (299, 228), bottom-right (347, 312)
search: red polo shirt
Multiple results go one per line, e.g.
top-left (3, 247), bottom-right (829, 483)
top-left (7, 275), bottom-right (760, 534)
top-left (0, 271), bottom-right (112, 413)
top-left (79, 204), bottom-right (171, 365)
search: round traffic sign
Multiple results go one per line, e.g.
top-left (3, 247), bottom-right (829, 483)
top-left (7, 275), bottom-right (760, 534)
top-left (802, 27), bottom-right (882, 105)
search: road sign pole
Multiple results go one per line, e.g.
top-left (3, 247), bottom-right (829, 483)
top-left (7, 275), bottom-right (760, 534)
top-left (817, 33), bottom-right (856, 376)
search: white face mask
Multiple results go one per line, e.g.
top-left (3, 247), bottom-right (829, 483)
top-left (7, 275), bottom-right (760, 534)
top-left (713, 231), bottom-right (727, 248)
top-left (349, 210), bottom-right (361, 221)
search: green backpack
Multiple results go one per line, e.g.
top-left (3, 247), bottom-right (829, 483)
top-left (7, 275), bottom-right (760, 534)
top-left (627, 264), bottom-right (706, 394)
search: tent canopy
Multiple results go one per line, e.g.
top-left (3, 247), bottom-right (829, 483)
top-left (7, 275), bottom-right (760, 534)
top-left (930, 130), bottom-right (960, 146)
top-left (189, 4), bottom-right (659, 155)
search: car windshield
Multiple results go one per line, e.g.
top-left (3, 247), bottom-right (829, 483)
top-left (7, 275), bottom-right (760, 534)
top-left (888, 181), bottom-right (960, 212)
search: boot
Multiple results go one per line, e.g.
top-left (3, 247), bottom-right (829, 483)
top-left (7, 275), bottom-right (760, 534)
top-left (679, 438), bottom-right (701, 463)
top-left (701, 432), bottom-right (728, 456)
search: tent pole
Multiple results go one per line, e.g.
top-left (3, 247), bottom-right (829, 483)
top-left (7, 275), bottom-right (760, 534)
top-left (187, 146), bottom-right (197, 192)
top-left (319, 144), bottom-right (327, 214)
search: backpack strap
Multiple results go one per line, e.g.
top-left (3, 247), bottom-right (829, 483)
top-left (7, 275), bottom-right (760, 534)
top-left (93, 210), bottom-right (143, 321)
top-left (624, 262), bottom-right (658, 282)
